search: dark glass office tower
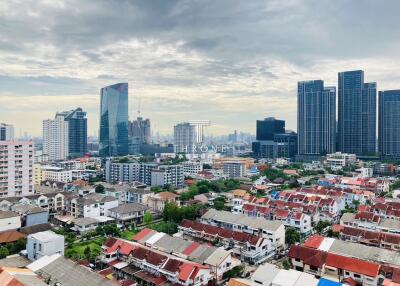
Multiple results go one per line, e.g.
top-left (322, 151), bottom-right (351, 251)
top-left (61, 108), bottom-right (87, 157)
top-left (298, 80), bottom-right (336, 156)
top-left (379, 90), bottom-right (400, 157)
top-left (256, 118), bottom-right (285, 141)
top-left (338, 70), bottom-right (376, 155)
top-left (99, 83), bottom-right (129, 156)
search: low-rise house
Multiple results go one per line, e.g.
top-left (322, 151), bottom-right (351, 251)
top-left (27, 254), bottom-right (116, 286)
top-left (26, 231), bottom-right (64, 261)
top-left (200, 209), bottom-right (285, 249)
top-left (69, 193), bottom-right (119, 218)
top-left (0, 230), bottom-right (26, 245)
top-left (132, 228), bottom-right (238, 280)
top-left (179, 219), bottom-right (273, 264)
top-left (340, 212), bottom-right (400, 234)
top-left (100, 238), bottom-right (214, 286)
top-left (339, 225), bottom-right (400, 251)
top-left (71, 217), bottom-right (102, 234)
top-left (0, 210), bottom-right (21, 232)
top-left (288, 244), bottom-right (380, 286)
top-left (109, 203), bottom-right (149, 226)
top-left (228, 263), bottom-right (322, 286)
top-left (12, 204), bottom-right (49, 227)
top-left (147, 191), bottom-right (180, 212)
top-left (0, 266), bottom-right (47, 286)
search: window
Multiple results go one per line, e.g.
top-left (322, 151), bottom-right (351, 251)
top-left (354, 274), bottom-right (361, 278)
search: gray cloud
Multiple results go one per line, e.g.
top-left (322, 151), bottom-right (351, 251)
top-left (0, 0), bottom-right (400, 136)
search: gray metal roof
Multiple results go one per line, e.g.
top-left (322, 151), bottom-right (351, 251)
top-left (109, 203), bottom-right (149, 214)
top-left (251, 263), bottom-right (280, 285)
top-left (329, 239), bottom-right (400, 265)
top-left (36, 256), bottom-right (116, 286)
top-left (201, 209), bottom-right (283, 231)
top-left (0, 255), bottom-right (31, 268)
top-left (189, 245), bottom-right (217, 263)
top-left (153, 235), bottom-right (192, 254)
top-left (0, 210), bottom-right (19, 218)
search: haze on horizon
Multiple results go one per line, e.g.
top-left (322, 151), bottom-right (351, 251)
top-left (0, 0), bottom-right (400, 137)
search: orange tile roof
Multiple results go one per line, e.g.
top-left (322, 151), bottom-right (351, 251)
top-left (0, 231), bottom-right (26, 244)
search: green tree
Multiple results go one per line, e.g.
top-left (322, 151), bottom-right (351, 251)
top-left (144, 212), bottom-right (154, 224)
top-left (84, 246), bottom-right (91, 260)
top-left (282, 259), bottom-right (292, 270)
top-left (213, 197), bottom-right (226, 210)
top-left (0, 247), bottom-right (9, 259)
top-left (285, 227), bottom-right (300, 246)
top-left (314, 221), bottom-right (331, 234)
top-left (95, 184), bottom-right (105, 194)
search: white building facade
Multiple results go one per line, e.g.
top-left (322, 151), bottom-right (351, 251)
top-left (0, 141), bottom-right (34, 197)
top-left (43, 115), bottom-right (69, 161)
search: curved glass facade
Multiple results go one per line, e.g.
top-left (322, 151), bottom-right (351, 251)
top-left (99, 83), bottom-right (129, 156)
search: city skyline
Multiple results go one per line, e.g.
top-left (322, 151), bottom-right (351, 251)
top-left (1, 1), bottom-right (400, 136)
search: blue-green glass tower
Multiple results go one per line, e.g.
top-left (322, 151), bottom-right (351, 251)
top-left (99, 83), bottom-right (129, 156)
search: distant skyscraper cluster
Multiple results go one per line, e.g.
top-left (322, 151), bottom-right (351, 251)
top-left (254, 69), bottom-right (400, 159)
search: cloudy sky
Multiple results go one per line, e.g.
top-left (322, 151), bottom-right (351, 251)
top-left (1, 0), bottom-right (400, 137)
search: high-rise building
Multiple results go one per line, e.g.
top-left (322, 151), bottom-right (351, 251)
top-left (338, 70), bottom-right (376, 155)
top-left (43, 115), bottom-right (69, 161)
top-left (297, 80), bottom-right (336, 156)
top-left (57, 108), bottom-right (87, 157)
top-left (256, 117), bottom-right (284, 141)
top-left (0, 123), bottom-right (14, 141)
top-left (99, 83), bottom-right (129, 157)
top-left (188, 120), bottom-right (211, 143)
top-left (0, 141), bottom-right (34, 197)
top-left (379, 90), bottom-right (400, 157)
top-left (174, 122), bottom-right (196, 153)
top-left (252, 117), bottom-right (297, 158)
top-left (128, 117), bottom-right (151, 154)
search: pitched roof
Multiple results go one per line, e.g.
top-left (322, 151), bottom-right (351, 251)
top-left (109, 203), bottom-right (149, 214)
top-left (0, 211), bottom-right (19, 219)
top-left (0, 231), bottom-right (26, 244)
top-left (325, 253), bottom-right (380, 277)
top-left (288, 245), bottom-right (326, 268)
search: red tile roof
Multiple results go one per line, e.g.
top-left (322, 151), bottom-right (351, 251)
top-left (182, 242), bottom-right (200, 256)
top-left (288, 245), bottom-right (326, 268)
top-left (179, 263), bottom-right (195, 281)
top-left (303, 235), bottom-right (324, 249)
top-left (133, 228), bottom-right (153, 242)
top-left (325, 253), bottom-right (380, 277)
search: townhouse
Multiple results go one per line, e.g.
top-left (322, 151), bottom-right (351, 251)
top-left (289, 244), bottom-right (380, 286)
top-left (340, 212), bottom-right (400, 234)
top-left (200, 209), bottom-right (285, 249)
top-left (69, 193), bottom-right (118, 218)
top-left (179, 219), bottom-right (273, 264)
top-left (100, 237), bottom-right (214, 286)
top-left (339, 225), bottom-right (400, 251)
top-left (132, 228), bottom-right (239, 280)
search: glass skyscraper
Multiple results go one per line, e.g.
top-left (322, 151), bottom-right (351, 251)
top-left (379, 90), bottom-right (400, 157)
top-left (338, 70), bottom-right (376, 155)
top-left (297, 80), bottom-right (336, 156)
top-left (99, 83), bottom-right (129, 156)
top-left (57, 108), bottom-right (87, 157)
